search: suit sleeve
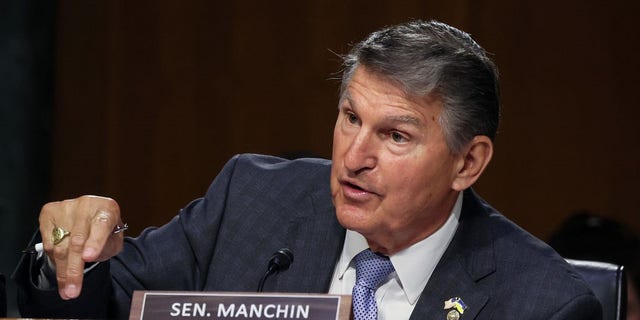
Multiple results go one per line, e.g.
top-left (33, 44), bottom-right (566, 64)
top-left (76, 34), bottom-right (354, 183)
top-left (107, 154), bottom-right (244, 318)
top-left (13, 154), bottom-right (244, 319)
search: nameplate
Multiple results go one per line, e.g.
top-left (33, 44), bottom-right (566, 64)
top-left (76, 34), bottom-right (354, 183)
top-left (129, 291), bottom-right (352, 320)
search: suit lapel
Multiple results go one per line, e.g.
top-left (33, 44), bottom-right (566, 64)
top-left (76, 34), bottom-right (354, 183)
top-left (411, 189), bottom-right (495, 320)
top-left (410, 259), bottom-right (489, 320)
top-left (275, 186), bottom-right (346, 293)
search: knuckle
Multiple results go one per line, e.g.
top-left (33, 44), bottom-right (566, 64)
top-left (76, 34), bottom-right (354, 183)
top-left (56, 274), bottom-right (67, 285)
top-left (65, 264), bottom-right (83, 278)
top-left (52, 246), bottom-right (68, 260)
top-left (39, 201), bottom-right (61, 220)
top-left (78, 195), bottom-right (95, 202)
top-left (94, 210), bottom-right (113, 225)
top-left (98, 197), bottom-right (121, 217)
top-left (40, 202), bottom-right (54, 214)
top-left (69, 233), bottom-right (87, 251)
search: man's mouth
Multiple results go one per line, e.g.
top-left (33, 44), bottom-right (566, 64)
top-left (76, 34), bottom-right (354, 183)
top-left (346, 181), bottom-right (365, 191)
top-left (339, 178), bottom-right (378, 199)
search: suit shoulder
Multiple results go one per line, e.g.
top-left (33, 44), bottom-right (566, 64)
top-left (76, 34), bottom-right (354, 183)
top-left (483, 205), bottom-right (591, 289)
top-left (486, 208), bottom-right (599, 312)
top-left (221, 153), bottom-right (332, 198)
top-left (232, 153), bottom-right (331, 173)
top-left (461, 191), bottom-right (599, 316)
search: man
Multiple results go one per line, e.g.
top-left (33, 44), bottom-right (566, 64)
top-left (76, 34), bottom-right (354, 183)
top-left (14, 20), bottom-right (602, 319)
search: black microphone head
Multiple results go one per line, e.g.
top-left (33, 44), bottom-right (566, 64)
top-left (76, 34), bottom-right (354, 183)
top-left (268, 248), bottom-right (294, 272)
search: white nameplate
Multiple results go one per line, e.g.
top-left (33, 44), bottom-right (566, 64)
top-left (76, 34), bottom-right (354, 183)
top-left (129, 291), bottom-right (351, 320)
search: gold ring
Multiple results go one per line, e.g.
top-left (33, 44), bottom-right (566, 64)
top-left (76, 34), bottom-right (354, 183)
top-left (52, 226), bottom-right (70, 245)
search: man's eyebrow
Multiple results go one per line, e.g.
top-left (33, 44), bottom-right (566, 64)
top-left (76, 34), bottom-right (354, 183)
top-left (339, 91), bottom-right (422, 126)
top-left (385, 114), bottom-right (422, 126)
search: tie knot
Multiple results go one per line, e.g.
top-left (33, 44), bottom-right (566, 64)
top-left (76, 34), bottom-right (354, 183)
top-left (353, 249), bottom-right (395, 289)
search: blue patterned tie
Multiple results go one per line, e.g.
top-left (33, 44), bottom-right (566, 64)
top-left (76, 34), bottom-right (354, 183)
top-left (352, 249), bottom-right (395, 320)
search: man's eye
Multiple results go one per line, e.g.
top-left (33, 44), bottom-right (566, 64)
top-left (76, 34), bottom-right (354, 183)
top-left (391, 131), bottom-right (408, 143)
top-left (347, 113), bottom-right (359, 124)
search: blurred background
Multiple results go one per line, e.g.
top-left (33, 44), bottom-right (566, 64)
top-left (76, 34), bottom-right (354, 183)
top-left (1, 0), bottom-right (639, 316)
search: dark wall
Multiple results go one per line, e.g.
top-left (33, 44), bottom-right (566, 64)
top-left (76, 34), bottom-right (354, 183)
top-left (50, 1), bottom-right (639, 240)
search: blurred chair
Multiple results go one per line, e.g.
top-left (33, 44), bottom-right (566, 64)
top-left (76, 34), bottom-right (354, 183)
top-left (550, 211), bottom-right (640, 319)
top-left (568, 259), bottom-right (626, 320)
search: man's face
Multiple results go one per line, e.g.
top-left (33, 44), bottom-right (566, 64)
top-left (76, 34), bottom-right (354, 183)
top-left (330, 66), bottom-right (463, 254)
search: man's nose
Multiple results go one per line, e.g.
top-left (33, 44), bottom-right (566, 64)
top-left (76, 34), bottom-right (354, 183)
top-left (344, 132), bottom-right (377, 174)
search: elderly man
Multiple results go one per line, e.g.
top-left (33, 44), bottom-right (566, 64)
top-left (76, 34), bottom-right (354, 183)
top-left (14, 20), bottom-right (602, 319)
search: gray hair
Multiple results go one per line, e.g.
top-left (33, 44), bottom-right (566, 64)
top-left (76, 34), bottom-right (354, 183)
top-left (340, 20), bottom-right (500, 154)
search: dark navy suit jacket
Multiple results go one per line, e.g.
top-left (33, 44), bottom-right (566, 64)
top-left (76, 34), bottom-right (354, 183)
top-left (14, 154), bottom-right (602, 319)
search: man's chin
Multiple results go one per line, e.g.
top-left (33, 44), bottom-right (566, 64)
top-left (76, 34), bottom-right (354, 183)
top-left (335, 206), bottom-right (372, 231)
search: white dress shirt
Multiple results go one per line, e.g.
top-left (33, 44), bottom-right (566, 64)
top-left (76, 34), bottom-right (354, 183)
top-left (328, 192), bottom-right (462, 320)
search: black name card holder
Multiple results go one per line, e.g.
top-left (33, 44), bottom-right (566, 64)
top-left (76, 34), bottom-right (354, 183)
top-left (129, 291), bottom-right (352, 320)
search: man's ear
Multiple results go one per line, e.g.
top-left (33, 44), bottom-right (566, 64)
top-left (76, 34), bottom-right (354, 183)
top-left (452, 135), bottom-right (493, 191)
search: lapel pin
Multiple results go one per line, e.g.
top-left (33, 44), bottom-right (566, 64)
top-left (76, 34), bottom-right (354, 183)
top-left (444, 297), bottom-right (467, 319)
top-left (446, 309), bottom-right (460, 320)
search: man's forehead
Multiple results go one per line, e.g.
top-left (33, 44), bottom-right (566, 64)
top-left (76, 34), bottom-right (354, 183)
top-left (341, 66), bottom-right (441, 108)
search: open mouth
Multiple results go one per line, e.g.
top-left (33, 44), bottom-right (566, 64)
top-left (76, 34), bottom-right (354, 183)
top-left (346, 182), bottom-right (365, 191)
top-left (341, 179), bottom-right (376, 196)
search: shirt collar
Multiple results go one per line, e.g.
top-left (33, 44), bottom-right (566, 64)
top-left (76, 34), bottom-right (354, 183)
top-left (334, 229), bottom-right (370, 280)
top-left (335, 192), bottom-right (462, 304)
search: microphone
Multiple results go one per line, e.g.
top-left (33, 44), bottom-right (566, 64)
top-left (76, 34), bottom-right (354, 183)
top-left (257, 248), bottom-right (294, 292)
